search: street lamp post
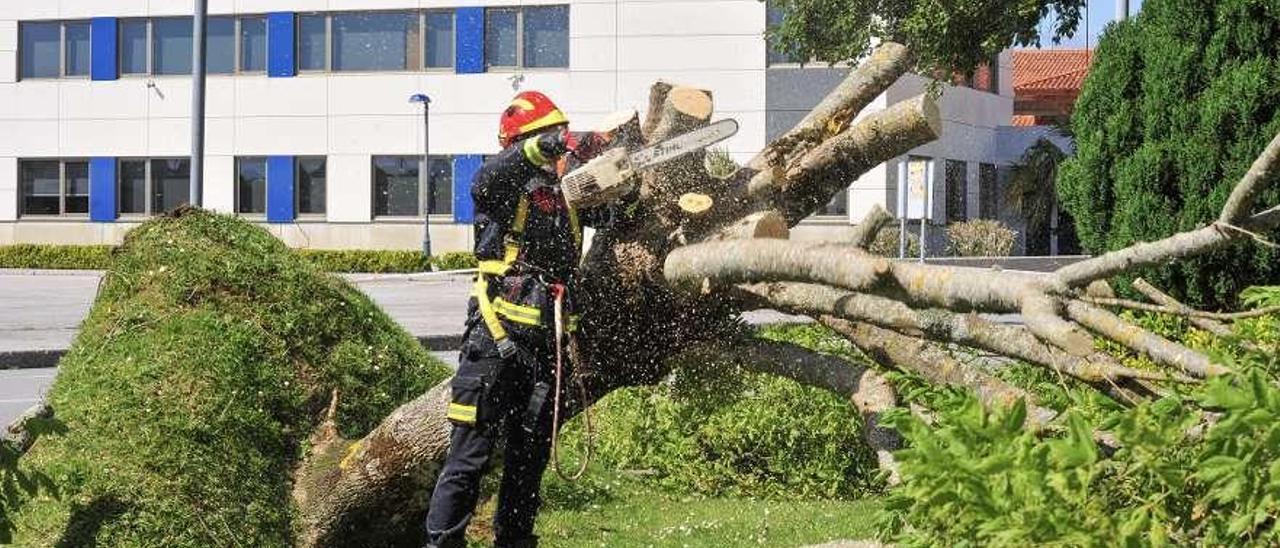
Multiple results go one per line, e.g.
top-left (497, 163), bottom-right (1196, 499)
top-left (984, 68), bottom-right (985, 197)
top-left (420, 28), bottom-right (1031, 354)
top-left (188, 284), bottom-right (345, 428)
top-left (190, 0), bottom-right (208, 207)
top-left (410, 94), bottom-right (434, 266)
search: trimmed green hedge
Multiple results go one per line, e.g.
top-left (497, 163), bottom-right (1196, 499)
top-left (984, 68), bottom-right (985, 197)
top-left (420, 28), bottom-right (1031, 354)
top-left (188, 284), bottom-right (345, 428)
top-left (0, 244), bottom-right (477, 273)
top-left (8, 210), bottom-right (451, 546)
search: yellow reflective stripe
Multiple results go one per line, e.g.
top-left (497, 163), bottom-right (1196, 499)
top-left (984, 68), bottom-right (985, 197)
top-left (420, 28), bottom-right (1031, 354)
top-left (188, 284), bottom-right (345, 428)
top-left (518, 109), bottom-right (568, 135)
top-left (493, 298), bottom-right (543, 326)
top-left (447, 403), bottom-right (477, 423)
top-left (523, 137), bottom-right (551, 167)
top-left (511, 98), bottom-right (536, 111)
top-left (567, 315), bottom-right (580, 332)
top-left (512, 197), bottom-right (530, 233)
top-left (473, 276), bottom-right (509, 342)
top-left (478, 261), bottom-right (510, 276)
top-left (567, 205), bottom-right (582, 249)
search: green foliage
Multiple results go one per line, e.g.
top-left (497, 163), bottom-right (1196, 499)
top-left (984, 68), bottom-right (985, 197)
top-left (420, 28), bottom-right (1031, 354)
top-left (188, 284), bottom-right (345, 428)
top-left (1006, 138), bottom-right (1068, 237)
top-left (0, 244), bottom-right (113, 270)
top-left (1, 415), bottom-right (63, 545)
top-left (879, 298), bottom-right (1280, 546)
top-left (766, 0), bottom-right (1084, 76)
top-left (869, 227), bottom-right (922, 257)
top-left (8, 210), bottom-right (450, 546)
top-left (1058, 0), bottom-right (1280, 307)
top-left (704, 147), bottom-right (741, 180)
top-left (559, 324), bottom-right (880, 501)
top-left (945, 219), bottom-right (1017, 257)
top-left (0, 244), bottom-right (478, 273)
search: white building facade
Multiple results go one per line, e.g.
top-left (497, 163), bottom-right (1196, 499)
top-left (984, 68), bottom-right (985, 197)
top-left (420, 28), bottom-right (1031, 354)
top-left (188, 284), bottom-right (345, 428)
top-left (0, 0), bottom-right (1014, 253)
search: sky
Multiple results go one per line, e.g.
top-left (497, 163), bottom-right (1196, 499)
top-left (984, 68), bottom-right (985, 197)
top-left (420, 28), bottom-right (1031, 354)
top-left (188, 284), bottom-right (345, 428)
top-left (1040, 0), bottom-right (1145, 49)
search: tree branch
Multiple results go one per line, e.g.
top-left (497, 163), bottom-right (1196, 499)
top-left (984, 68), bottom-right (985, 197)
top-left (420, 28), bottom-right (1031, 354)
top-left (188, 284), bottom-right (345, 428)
top-left (1064, 301), bottom-right (1228, 378)
top-left (1081, 296), bottom-right (1280, 321)
top-left (1220, 131), bottom-right (1280, 225)
top-left (850, 204), bottom-right (894, 250)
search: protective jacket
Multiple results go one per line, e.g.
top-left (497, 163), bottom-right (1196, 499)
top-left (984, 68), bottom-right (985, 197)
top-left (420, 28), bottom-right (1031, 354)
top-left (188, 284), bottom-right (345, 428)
top-left (469, 129), bottom-right (612, 356)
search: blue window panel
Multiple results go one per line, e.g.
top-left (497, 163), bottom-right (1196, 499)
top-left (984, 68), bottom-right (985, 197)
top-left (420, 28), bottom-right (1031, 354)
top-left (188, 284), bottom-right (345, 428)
top-left (89, 158), bottom-right (117, 222)
top-left (268, 12), bottom-right (296, 77)
top-left (267, 156), bottom-right (296, 223)
top-left (455, 7), bottom-right (484, 74)
top-left (91, 18), bottom-right (119, 81)
top-left (452, 155), bottom-right (482, 223)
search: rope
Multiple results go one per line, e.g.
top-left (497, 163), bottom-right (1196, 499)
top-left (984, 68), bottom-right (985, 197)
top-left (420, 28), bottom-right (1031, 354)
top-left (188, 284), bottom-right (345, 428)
top-left (1215, 221), bottom-right (1280, 249)
top-left (550, 285), bottom-right (592, 481)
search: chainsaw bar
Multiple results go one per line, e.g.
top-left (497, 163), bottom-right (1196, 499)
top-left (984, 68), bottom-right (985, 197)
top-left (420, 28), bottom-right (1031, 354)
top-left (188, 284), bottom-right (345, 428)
top-left (628, 119), bottom-right (739, 172)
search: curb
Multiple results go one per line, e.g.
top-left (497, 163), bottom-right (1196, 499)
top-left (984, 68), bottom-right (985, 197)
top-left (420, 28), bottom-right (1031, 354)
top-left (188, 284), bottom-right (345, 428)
top-left (0, 334), bottom-right (466, 371)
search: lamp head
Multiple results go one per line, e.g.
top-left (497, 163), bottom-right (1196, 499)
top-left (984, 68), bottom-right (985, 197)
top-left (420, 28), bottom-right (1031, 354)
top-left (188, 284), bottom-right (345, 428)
top-left (409, 93), bottom-right (432, 104)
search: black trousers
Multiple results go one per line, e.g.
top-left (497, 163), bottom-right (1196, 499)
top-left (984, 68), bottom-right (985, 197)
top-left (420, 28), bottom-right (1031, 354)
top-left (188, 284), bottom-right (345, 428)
top-left (424, 318), bottom-right (563, 548)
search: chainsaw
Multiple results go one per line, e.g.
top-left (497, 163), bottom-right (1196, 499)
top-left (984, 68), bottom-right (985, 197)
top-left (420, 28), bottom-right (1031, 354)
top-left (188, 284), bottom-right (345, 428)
top-left (562, 118), bottom-right (739, 209)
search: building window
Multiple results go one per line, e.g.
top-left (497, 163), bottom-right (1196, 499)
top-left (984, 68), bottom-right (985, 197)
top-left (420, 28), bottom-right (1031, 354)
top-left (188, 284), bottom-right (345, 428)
top-left (486, 6), bottom-right (569, 70)
top-left (424, 11), bottom-right (455, 69)
top-left (120, 20), bottom-right (149, 74)
top-left (118, 158), bottom-right (190, 215)
top-left (19, 160), bottom-right (89, 217)
top-left (236, 157), bottom-right (268, 215)
top-left (815, 187), bottom-right (849, 218)
top-left (240, 16), bottom-right (268, 73)
top-left (119, 160), bottom-right (148, 214)
top-left (206, 17), bottom-right (236, 74)
top-left (372, 156), bottom-right (453, 218)
top-left (64, 22), bottom-right (91, 77)
top-left (297, 157), bottom-right (327, 215)
top-left (946, 160), bottom-right (968, 223)
top-left (153, 18), bottom-right (194, 75)
top-left (523, 6), bottom-right (569, 68)
top-left (298, 14), bottom-right (328, 71)
top-left (373, 156), bottom-right (421, 217)
top-left (152, 158), bottom-right (192, 213)
top-left (20, 22), bottom-right (62, 78)
top-left (979, 163), bottom-right (998, 220)
top-left (332, 12), bottom-right (419, 72)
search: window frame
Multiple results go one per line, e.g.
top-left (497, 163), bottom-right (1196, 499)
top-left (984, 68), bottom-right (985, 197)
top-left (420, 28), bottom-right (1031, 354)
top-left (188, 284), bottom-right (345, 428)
top-left (295, 156), bottom-right (328, 218)
top-left (115, 157), bottom-right (192, 217)
top-left (237, 15), bottom-right (269, 74)
top-left (329, 10), bottom-right (422, 73)
top-left (422, 9), bottom-right (456, 71)
top-left (118, 18), bottom-right (152, 76)
top-left (979, 163), bottom-right (999, 220)
top-left (370, 155), bottom-right (454, 221)
top-left (234, 156), bottom-right (269, 217)
top-left (945, 159), bottom-right (969, 224)
top-left (17, 158), bottom-right (91, 219)
top-left (18, 21), bottom-right (70, 80)
top-left (296, 13), bottom-right (331, 73)
top-left (484, 6), bottom-right (569, 71)
top-left (62, 20), bottom-right (93, 79)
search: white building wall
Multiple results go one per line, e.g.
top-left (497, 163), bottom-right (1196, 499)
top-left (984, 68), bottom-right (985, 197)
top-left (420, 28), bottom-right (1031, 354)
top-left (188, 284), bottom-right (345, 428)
top-left (0, 0), bottom-right (1018, 252)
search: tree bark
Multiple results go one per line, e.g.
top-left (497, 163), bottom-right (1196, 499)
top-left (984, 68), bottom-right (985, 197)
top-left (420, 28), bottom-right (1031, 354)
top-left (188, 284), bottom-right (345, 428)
top-left (849, 204), bottom-right (893, 250)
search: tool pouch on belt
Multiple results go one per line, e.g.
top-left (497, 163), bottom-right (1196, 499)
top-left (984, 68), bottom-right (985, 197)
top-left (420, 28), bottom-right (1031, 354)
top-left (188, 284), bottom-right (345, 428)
top-left (523, 381), bottom-right (552, 434)
top-left (446, 375), bottom-right (487, 427)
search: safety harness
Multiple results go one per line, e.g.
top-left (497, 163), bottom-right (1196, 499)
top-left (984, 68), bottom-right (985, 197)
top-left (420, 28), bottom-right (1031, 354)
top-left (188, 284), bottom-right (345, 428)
top-left (473, 192), bottom-right (583, 358)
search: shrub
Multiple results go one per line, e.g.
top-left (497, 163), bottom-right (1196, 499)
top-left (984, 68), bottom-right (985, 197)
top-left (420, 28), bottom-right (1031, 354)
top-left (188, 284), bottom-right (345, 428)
top-left (0, 244), bottom-right (478, 273)
top-left (8, 210), bottom-right (450, 546)
top-left (0, 244), bottom-right (113, 270)
top-left (1057, 0), bottom-right (1280, 307)
top-left (704, 147), bottom-right (741, 180)
top-left (879, 291), bottom-right (1280, 546)
top-left (945, 219), bottom-right (1016, 257)
top-left (869, 227), bottom-right (921, 257)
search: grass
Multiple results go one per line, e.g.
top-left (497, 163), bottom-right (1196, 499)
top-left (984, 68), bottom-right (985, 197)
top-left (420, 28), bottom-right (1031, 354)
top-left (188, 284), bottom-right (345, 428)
top-left (0, 243), bottom-right (478, 273)
top-left (465, 466), bottom-right (884, 547)
top-left (8, 210), bottom-right (451, 546)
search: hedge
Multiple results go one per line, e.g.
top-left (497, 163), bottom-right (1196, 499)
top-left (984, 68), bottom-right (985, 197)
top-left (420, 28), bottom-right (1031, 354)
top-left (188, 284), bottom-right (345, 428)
top-left (0, 244), bottom-right (477, 273)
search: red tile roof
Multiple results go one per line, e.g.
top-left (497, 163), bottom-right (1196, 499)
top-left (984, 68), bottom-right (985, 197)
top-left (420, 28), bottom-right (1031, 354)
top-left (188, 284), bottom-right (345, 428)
top-left (1013, 49), bottom-right (1092, 92)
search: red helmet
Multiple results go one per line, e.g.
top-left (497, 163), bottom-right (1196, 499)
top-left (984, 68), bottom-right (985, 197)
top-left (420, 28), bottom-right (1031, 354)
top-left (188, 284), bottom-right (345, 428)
top-left (498, 91), bottom-right (568, 148)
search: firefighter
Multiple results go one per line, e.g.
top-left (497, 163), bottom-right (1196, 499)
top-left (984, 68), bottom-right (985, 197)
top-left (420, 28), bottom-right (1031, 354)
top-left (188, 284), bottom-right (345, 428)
top-left (424, 91), bottom-right (618, 548)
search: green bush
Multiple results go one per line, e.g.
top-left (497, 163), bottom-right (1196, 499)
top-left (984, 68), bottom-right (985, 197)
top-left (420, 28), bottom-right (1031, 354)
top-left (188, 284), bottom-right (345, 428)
top-left (1058, 0), bottom-right (1280, 307)
top-left (0, 244), bottom-right (113, 270)
top-left (869, 227), bottom-right (922, 257)
top-left (8, 210), bottom-right (450, 546)
top-left (945, 219), bottom-right (1016, 257)
top-left (0, 244), bottom-right (477, 273)
top-left (560, 324), bottom-right (880, 501)
top-left (879, 294), bottom-right (1280, 546)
